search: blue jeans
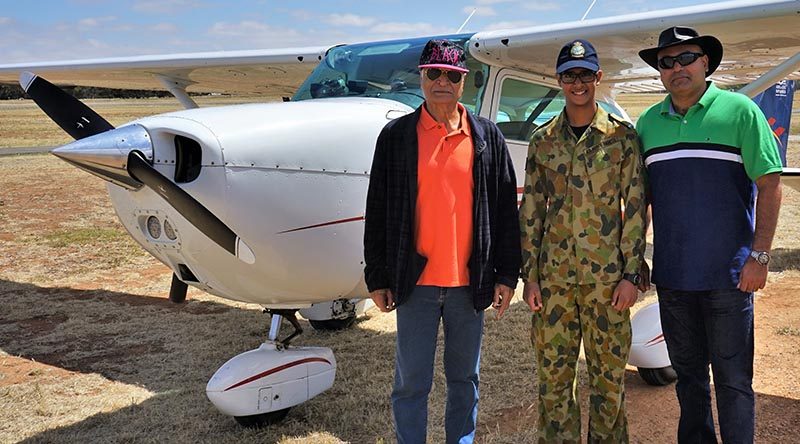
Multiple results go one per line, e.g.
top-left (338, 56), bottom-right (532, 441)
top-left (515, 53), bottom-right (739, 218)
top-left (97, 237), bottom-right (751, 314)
top-left (392, 285), bottom-right (484, 444)
top-left (657, 287), bottom-right (754, 444)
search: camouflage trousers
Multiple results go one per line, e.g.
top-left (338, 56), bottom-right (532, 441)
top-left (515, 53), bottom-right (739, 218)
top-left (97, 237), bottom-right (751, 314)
top-left (531, 282), bottom-right (632, 444)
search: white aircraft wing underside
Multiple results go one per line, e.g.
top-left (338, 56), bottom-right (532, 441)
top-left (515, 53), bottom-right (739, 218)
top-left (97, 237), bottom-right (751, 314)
top-left (0, 46), bottom-right (331, 96)
top-left (470, 0), bottom-right (800, 93)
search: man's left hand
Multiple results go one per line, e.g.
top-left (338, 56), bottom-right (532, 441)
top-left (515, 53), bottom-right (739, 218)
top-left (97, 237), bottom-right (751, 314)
top-left (738, 258), bottom-right (768, 293)
top-left (492, 284), bottom-right (514, 319)
top-left (612, 280), bottom-right (638, 311)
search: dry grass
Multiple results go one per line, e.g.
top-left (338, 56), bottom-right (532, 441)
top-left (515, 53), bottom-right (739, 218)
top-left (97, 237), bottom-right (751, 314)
top-left (1, 93), bottom-right (799, 443)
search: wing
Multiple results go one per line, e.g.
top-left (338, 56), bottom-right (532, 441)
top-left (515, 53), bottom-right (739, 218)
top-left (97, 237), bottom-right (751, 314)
top-left (0, 46), bottom-right (331, 97)
top-left (469, 0), bottom-right (800, 92)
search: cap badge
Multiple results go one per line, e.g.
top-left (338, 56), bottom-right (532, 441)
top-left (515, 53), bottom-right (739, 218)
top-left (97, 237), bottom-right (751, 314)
top-left (570, 41), bottom-right (585, 58)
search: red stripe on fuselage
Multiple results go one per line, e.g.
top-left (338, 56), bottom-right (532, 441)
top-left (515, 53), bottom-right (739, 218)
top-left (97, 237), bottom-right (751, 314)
top-left (223, 357), bottom-right (332, 391)
top-left (645, 334), bottom-right (665, 347)
top-left (277, 216), bottom-right (365, 234)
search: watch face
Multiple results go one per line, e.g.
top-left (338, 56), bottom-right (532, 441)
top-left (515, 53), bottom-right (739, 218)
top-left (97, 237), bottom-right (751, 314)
top-left (757, 253), bottom-right (770, 265)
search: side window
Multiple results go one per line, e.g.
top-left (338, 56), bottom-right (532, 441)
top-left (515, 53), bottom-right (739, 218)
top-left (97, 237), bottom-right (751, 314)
top-left (495, 77), bottom-right (563, 141)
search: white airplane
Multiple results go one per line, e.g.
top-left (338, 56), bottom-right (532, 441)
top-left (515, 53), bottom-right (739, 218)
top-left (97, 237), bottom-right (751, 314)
top-left (1, 0), bottom-right (798, 428)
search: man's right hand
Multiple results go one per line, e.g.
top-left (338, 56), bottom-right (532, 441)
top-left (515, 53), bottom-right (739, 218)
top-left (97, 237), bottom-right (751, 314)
top-left (523, 282), bottom-right (543, 312)
top-left (370, 288), bottom-right (396, 312)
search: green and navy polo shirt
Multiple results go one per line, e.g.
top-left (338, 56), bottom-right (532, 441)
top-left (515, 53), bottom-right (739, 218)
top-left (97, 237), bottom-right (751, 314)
top-left (636, 82), bottom-right (782, 291)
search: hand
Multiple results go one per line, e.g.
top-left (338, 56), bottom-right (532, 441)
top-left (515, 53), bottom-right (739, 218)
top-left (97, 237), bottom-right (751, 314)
top-left (522, 281), bottom-right (543, 312)
top-left (612, 279), bottom-right (638, 311)
top-left (370, 288), bottom-right (395, 312)
top-left (639, 261), bottom-right (651, 292)
top-left (492, 284), bottom-right (514, 319)
top-left (738, 258), bottom-right (768, 293)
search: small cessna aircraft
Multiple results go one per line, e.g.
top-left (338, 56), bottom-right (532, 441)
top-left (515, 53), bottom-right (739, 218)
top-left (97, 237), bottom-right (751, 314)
top-left (1, 0), bottom-right (798, 427)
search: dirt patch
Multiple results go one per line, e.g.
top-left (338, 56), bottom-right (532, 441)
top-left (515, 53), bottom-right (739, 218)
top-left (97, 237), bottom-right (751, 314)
top-left (0, 356), bottom-right (76, 387)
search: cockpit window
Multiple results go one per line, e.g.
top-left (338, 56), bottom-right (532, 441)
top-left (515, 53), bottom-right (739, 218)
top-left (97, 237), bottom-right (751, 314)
top-left (292, 34), bottom-right (486, 112)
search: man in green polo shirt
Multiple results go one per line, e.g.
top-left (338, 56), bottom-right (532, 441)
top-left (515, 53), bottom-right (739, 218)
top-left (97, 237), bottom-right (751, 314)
top-left (635, 26), bottom-right (782, 444)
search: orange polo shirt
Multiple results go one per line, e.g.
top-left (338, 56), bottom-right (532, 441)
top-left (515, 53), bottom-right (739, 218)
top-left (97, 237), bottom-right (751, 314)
top-left (415, 103), bottom-right (474, 287)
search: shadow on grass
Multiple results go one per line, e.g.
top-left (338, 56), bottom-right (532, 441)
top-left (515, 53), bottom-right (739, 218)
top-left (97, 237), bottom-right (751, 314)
top-left (769, 247), bottom-right (800, 272)
top-left (0, 279), bottom-right (398, 443)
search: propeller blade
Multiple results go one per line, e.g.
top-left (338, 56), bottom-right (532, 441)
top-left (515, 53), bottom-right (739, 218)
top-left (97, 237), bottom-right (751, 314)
top-left (19, 71), bottom-right (114, 140)
top-left (127, 150), bottom-right (255, 264)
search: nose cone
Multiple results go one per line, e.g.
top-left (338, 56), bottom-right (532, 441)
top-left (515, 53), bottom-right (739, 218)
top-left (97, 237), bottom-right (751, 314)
top-left (51, 124), bottom-right (154, 190)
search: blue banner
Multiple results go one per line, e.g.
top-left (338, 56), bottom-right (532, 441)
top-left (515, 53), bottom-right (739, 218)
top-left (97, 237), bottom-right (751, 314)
top-left (752, 80), bottom-right (795, 166)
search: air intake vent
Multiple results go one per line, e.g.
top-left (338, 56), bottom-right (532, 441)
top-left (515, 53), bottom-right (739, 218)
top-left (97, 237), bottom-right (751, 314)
top-left (174, 135), bottom-right (202, 183)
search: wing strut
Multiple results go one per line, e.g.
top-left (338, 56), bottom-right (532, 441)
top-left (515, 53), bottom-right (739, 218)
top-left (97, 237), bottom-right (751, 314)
top-left (156, 74), bottom-right (199, 109)
top-left (738, 52), bottom-right (800, 98)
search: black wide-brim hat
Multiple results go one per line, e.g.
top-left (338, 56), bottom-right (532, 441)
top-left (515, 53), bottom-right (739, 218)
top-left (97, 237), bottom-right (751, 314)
top-left (639, 26), bottom-right (723, 75)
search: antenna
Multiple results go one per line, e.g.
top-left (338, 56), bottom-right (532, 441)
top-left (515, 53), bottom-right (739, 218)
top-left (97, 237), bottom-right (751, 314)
top-left (581, 0), bottom-right (598, 21)
top-left (457, 8), bottom-right (477, 33)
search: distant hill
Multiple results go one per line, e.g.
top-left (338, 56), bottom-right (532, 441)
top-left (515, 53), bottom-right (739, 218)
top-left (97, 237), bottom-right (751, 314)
top-left (0, 83), bottom-right (195, 100)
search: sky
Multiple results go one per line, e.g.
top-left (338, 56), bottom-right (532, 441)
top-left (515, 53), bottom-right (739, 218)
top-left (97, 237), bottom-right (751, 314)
top-left (1, 0), bottom-right (728, 63)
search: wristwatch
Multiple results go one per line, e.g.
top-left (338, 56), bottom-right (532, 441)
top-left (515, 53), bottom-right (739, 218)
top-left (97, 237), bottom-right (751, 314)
top-left (750, 250), bottom-right (771, 266)
top-left (622, 273), bottom-right (641, 285)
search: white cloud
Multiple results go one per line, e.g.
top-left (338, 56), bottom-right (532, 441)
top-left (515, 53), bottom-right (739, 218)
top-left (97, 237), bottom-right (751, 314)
top-left (0, 17), bottom-right (11, 25)
top-left (290, 9), bottom-right (314, 21)
top-left (369, 21), bottom-right (441, 36)
top-left (325, 13), bottom-right (376, 27)
top-left (209, 20), bottom-right (285, 36)
top-left (133, 0), bottom-right (205, 14)
top-left (78, 16), bottom-right (116, 28)
top-left (522, 2), bottom-right (561, 11)
top-left (475, 0), bottom-right (515, 4)
top-left (151, 23), bottom-right (178, 33)
top-left (484, 20), bottom-right (539, 31)
top-left (86, 38), bottom-right (110, 49)
top-left (464, 6), bottom-right (496, 16)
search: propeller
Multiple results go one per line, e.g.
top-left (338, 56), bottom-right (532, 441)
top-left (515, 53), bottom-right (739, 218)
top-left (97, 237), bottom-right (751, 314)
top-left (20, 71), bottom-right (255, 265)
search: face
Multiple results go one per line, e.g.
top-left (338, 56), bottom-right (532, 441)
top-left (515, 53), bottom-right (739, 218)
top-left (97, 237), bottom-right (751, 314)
top-left (420, 68), bottom-right (465, 106)
top-left (657, 43), bottom-right (708, 97)
top-left (557, 68), bottom-right (602, 107)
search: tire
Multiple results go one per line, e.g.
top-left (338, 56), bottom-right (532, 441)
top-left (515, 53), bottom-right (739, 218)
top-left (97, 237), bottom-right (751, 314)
top-left (234, 407), bottom-right (291, 428)
top-left (638, 366), bottom-right (678, 386)
top-left (309, 315), bottom-right (356, 331)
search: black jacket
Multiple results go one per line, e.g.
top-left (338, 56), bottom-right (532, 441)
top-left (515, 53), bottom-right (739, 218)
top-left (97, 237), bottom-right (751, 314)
top-left (363, 105), bottom-right (520, 311)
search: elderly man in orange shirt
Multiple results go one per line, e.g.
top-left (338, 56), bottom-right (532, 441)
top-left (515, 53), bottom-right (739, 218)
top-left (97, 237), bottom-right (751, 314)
top-left (364, 39), bottom-right (521, 443)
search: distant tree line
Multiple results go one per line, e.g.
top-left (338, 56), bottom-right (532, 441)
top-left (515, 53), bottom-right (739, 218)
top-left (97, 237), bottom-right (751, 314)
top-left (0, 83), bottom-right (199, 99)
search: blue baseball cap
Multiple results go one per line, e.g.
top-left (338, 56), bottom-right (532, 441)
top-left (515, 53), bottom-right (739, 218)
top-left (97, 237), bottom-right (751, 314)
top-left (556, 39), bottom-right (600, 74)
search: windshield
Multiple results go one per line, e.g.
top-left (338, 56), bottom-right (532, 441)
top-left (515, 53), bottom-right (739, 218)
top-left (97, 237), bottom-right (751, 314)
top-left (292, 34), bottom-right (487, 112)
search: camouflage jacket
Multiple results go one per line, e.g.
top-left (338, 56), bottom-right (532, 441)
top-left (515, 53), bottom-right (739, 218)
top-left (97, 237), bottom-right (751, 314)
top-left (519, 106), bottom-right (646, 284)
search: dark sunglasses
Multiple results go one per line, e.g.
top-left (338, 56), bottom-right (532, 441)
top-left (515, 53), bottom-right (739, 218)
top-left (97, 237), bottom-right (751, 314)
top-left (657, 51), bottom-right (704, 70)
top-left (559, 70), bottom-right (597, 84)
top-left (426, 68), bottom-right (463, 83)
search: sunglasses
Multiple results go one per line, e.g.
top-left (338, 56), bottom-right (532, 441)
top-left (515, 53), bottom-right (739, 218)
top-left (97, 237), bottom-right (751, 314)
top-left (657, 51), bottom-right (704, 70)
top-left (559, 70), bottom-right (597, 84)
top-left (426, 68), bottom-right (463, 83)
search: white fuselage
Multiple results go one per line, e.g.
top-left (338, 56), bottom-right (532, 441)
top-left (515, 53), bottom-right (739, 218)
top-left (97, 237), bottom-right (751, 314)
top-left (108, 98), bottom-right (414, 306)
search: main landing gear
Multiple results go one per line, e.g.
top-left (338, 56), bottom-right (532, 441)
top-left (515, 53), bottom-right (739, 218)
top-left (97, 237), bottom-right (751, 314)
top-left (205, 309), bottom-right (337, 428)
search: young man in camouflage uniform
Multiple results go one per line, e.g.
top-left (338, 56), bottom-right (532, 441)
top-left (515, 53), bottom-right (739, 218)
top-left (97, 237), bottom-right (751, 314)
top-left (519, 39), bottom-right (647, 443)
